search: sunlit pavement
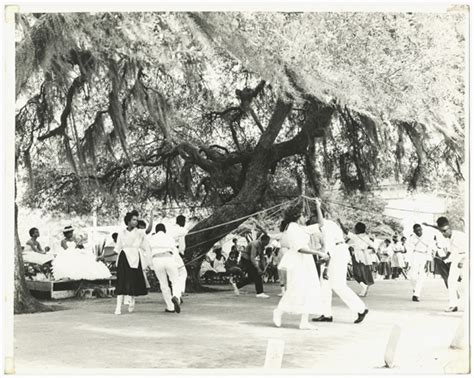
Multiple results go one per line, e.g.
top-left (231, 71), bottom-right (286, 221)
top-left (13, 276), bottom-right (469, 373)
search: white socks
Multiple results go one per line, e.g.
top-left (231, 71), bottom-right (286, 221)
top-left (128, 296), bottom-right (135, 313)
top-left (359, 283), bottom-right (368, 297)
top-left (115, 295), bottom-right (124, 315)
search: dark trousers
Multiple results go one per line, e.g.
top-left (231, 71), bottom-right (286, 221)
top-left (237, 258), bottom-right (263, 294)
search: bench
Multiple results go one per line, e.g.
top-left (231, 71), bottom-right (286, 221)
top-left (26, 277), bottom-right (117, 299)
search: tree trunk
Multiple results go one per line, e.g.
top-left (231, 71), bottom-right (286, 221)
top-left (184, 149), bottom-right (278, 291)
top-left (14, 192), bottom-right (51, 313)
top-left (184, 100), bottom-right (293, 292)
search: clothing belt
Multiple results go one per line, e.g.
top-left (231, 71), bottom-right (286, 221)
top-left (335, 241), bottom-right (344, 246)
top-left (414, 251), bottom-right (429, 254)
top-left (152, 252), bottom-right (173, 258)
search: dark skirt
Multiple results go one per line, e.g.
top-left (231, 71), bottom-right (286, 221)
top-left (115, 251), bottom-right (148, 296)
top-left (434, 258), bottom-right (450, 288)
top-left (351, 255), bottom-right (374, 286)
top-left (378, 261), bottom-right (392, 277)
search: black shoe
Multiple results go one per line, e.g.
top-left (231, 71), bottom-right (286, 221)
top-left (165, 309), bottom-right (175, 313)
top-left (312, 315), bottom-right (333, 322)
top-left (412, 296), bottom-right (419, 302)
top-left (172, 296), bottom-right (181, 314)
top-left (445, 306), bottom-right (458, 312)
top-left (180, 298), bottom-right (184, 304)
top-left (354, 309), bottom-right (369, 324)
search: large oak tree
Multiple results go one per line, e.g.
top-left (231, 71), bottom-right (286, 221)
top-left (14, 11), bottom-right (466, 311)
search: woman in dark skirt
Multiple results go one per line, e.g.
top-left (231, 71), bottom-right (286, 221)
top-left (344, 222), bottom-right (377, 297)
top-left (114, 210), bottom-right (153, 315)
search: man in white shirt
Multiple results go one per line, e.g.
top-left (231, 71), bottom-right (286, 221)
top-left (169, 215), bottom-right (188, 300)
top-left (435, 217), bottom-right (467, 312)
top-left (407, 224), bottom-right (434, 302)
top-left (312, 199), bottom-right (368, 324)
top-left (148, 223), bottom-right (181, 313)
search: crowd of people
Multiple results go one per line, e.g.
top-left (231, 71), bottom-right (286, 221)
top-left (22, 198), bottom-right (467, 327)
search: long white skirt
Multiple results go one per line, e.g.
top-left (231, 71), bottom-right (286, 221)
top-left (392, 252), bottom-right (406, 268)
top-left (52, 249), bottom-right (111, 280)
top-left (277, 249), bottom-right (322, 315)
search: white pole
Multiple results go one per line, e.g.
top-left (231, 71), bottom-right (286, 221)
top-left (92, 208), bottom-right (98, 254)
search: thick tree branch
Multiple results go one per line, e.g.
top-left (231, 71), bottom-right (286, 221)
top-left (37, 76), bottom-right (85, 141)
top-left (273, 101), bottom-right (334, 161)
top-left (257, 98), bottom-right (293, 149)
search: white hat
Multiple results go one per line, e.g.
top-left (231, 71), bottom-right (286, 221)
top-left (63, 225), bottom-right (74, 233)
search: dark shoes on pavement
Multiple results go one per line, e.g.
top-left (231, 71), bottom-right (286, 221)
top-left (165, 309), bottom-right (175, 313)
top-left (172, 296), bottom-right (181, 313)
top-left (445, 306), bottom-right (458, 312)
top-left (354, 309), bottom-right (369, 324)
top-left (312, 315), bottom-right (333, 322)
top-left (412, 295), bottom-right (420, 302)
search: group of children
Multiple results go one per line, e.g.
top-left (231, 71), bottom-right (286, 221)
top-left (199, 238), bottom-right (282, 285)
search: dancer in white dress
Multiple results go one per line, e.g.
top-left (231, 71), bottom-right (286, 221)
top-left (273, 203), bottom-right (329, 330)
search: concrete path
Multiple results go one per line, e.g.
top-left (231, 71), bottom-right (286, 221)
top-left (13, 277), bottom-right (469, 373)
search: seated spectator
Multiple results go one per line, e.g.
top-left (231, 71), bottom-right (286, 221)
top-left (60, 226), bottom-right (84, 250)
top-left (23, 228), bottom-right (54, 266)
top-left (225, 250), bottom-right (244, 280)
top-left (213, 245), bottom-right (227, 277)
top-left (25, 227), bottom-right (50, 254)
top-left (200, 255), bottom-right (217, 281)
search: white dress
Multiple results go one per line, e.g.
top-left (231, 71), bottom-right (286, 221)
top-left (277, 222), bottom-right (322, 315)
top-left (52, 241), bottom-right (111, 281)
top-left (23, 243), bottom-right (54, 265)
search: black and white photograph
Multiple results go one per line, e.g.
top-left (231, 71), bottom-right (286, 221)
top-left (2, 2), bottom-right (470, 375)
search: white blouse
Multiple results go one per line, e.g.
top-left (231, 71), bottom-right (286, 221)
top-left (114, 228), bottom-right (147, 269)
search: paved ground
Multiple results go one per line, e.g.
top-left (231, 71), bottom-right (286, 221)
top-left (13, 277), bottom-right (469, 374)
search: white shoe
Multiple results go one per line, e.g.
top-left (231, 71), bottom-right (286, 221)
top-left (124, 296), bottom-right (130, 305)
top-left (114, 307), bottom-right (121, 315)
top-left (128, 304), bottom-right (135, 313)
top-left (277, 293), bottom-right (284, 297)
top-left (256, 293), bottom-right (269, 298)
top-left (273, 309), bottom-right (282, 327)
top-left (299, 323), bottom-right (318, 330)
top-left (232, 284), bottom-right (240, 296)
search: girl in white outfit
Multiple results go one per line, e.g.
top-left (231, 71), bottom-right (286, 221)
top-left (273, 202), bottom-right (329, 330)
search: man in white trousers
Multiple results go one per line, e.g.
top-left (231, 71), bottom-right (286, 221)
top-left (312, 199), bottom-right (369, 324)
top-left (148, 223), bottom-right (181, 313)
top-left (170, 215), bottom-right (188, 301)
top-left (407, 224), bottom-right (434, 302)
top-left (435, 217), bottom-right (467, 312)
